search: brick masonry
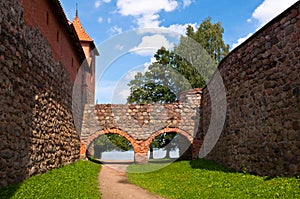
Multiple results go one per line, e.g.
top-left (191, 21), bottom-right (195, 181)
top-left (0, 0), bottom-right (80, 186)
top-left (80, 90), bottom-right (202, 162)
top-left (200, 2), bottom-right (300, 177)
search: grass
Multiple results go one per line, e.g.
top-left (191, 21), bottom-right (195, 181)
top-left (0, 160), bottom-right (101, 199)
top-left (127, 159), bottom-right (300, 199)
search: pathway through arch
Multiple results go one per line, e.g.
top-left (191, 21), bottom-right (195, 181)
top-left (98, 162), bottom-right (165, 199)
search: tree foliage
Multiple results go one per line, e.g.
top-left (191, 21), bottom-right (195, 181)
top-left (126, 17), bottom-right (229, 158)
top-left (93, 134), bottom-right (132, 159)
top-left (127, 17), bottom-right (229, 104)
top-left (185, 17), bottom-right (230, 64)
top-left (149, 132), bottom-right (178, 159)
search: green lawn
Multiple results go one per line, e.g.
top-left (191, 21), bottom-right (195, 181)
top-left (127, 159), bottom-right (300, 199)
top-left (0, 160), bottom-right (101, 199)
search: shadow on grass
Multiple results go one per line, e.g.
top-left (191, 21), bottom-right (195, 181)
top-left (0, 183), bottom-right (21, 199)
top-left (148, 158), bottom-right (177, 164)
top-left (189, 158), bottom-right (235, 173)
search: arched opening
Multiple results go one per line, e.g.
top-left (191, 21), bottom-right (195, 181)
top-left (147, 128), bottom-right (193, 161)
top-left (86, 129), bottom-right (135, 161)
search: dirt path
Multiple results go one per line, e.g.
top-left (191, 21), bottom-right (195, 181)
top-left (98, 162), bottom-right (166, 199)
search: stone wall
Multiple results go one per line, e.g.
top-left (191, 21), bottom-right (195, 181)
top-left (0, 0), bottom-right (80, 186)
top-left (201, 2), bottom-right (300, 176)
top-left (80, 102), bottom-right (199, 149)
top-left (80, 90), bottom-right (202, 162)
top-left (94, 103), bottom-right (200, 140)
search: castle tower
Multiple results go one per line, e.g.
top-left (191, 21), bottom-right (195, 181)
top-left (72, 11), bottom-right (99, 104)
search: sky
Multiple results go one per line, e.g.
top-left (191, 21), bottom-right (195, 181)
top-left (60, 0), bottom-right (298, 104)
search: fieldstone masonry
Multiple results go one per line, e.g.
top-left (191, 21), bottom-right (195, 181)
top-left (201, 2), bottom-right (300, 177)
top-left (80, 89), bottom-right (202, 163)
top-left (0, 0), bottom-right (80, 186)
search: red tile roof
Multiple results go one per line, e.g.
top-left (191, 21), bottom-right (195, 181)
top-left (72, 16), bottom-right (93, 42)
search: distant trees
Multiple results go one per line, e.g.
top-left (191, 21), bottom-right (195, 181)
top-left (127, 18), bottom-right (229, 159)
top-left (93, 134), bottom-right (132, 159)
top-left (149, 132), bottom-right (177, 159)
top-left (128, 17), bottom-right (229, 104)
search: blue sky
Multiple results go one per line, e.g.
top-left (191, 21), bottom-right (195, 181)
top-left (60, 0), bottom-right (298, 104)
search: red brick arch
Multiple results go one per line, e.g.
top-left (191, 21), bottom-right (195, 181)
top-left (82, 128), bottom-right (137, 157)
top-left (145, 127), bottom-right (193, 151)
top-left (80, 127), bottom-right (195, 162)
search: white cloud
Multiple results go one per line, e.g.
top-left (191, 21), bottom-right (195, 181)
top-left (130, 34), bottom-right (174, 56)
top-left (109, 25), bottom-right (123, 34)
top-left (135, 23), bottom-right (197, 41)
top-left (112, 80), bottom-right (131, 103)
top-left (249, 0), bottom-right (298, 28)
top-left (125, 58), bottom-right (155, 80)
top-left (117, 0), bottom-right (178, 16)
top-left (115, 44), bottom-right (124, 50)
top-left (233, 0), bottom-right (297, 50)
top-left (95, 0), bottom-right (111, 8)
top-left (137, 14), bottom-right (161, 28)
top-left (125, 71), bottom-right (139, 81)
top-left (231, 33), bottom-right (253, 49)
top-left (107, 18), bottom-right (112, 24)
top-left (166, 23), bottom-right (197, 36)
top-left (95, 1), bottom-right (101, 8)
top-left (117, 0), bottom-right (178, 28)
top-left (117, 89), bottom-right (130, 101)
top-left (183, 0), bottom-right (193, 8)
top-left (98, 17), bottom-right (103, 23)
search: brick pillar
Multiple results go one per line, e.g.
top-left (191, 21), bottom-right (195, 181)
top-left (192, 138), bottom-right (203, 159)
top-left (133, 139), bottom-right (149, 164)
top-left (134, 152), bottom-right (148, 164)
top-left (80, 141), bottom-right (87, 159)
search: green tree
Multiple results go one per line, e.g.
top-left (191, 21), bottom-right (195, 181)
top-left (128, 17), bottom-right (228, 104)
top-left (93, 134), bottom-right (132, 159)
top-left (185, 17), bottom-right (229, 64)
top-left (127, 17), bottom-right (229, 158)
top-left (149, 132), bottom-right (177, 159)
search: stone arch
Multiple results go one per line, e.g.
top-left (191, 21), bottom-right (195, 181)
top-left (147, 127), bottom-right (193, 145)
top-left (143, 127), bottom-right (194, 160)
top-left (84, 128), bottom-right (136, 156)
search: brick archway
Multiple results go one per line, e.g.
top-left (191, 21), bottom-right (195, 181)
top-left (80, 94), bottom-right (203, 162)
top-left (144, 127), bottom-right (194, 159)
top-left (81, 128), bottom-right (136, 158)
top-left (147, 127), bottom-right (193, 145)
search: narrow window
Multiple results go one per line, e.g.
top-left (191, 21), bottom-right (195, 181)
top-left (46, 11), bottom-right (49, 25)
top-left (56, 30), bottom-right (59, 42)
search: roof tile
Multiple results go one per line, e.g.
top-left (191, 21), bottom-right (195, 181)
top-left (72, 16), bottom-right (93, 42)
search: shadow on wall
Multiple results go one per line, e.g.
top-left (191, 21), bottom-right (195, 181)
top-left (0, 0), bottom-right (32, 189)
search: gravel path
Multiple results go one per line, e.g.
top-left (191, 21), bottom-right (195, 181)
top-left (98, 161), bottom-right (166, 199)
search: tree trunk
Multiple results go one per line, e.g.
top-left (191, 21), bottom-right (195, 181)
top-left (165, 145), bottom-right (171, 159)
top-left (149, 147), bottom-right (154, 159)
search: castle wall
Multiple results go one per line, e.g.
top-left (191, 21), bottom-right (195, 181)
top-left (0, 0), bottom-right (80, 186)
top-left (201, 2), bottom-right (300, 176)
top-left (19, 0), bottom-right (84, 82)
